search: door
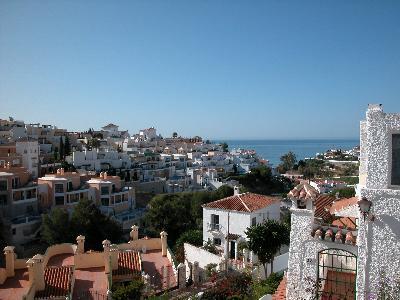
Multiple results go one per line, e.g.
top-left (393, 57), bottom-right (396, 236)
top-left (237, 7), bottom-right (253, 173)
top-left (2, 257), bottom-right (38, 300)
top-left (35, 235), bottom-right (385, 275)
top-left (230, 241), bottom-right (235, 259)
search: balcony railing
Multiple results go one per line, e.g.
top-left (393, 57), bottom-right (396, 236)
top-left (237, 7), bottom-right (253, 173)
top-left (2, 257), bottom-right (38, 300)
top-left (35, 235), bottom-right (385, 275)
top-left (11, 215), bottom-right (41, 225)
top-left (208, 223), bottom-right (221, 231)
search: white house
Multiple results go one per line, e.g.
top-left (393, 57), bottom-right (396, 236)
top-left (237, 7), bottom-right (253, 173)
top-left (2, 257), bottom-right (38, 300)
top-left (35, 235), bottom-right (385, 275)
top-left (309, 179), bottom-right (347, 194)
top-left (282, 104), bottom-right (400, 300)
top-left (15, 138), bottom-right (39, 178)
top-left (202, 187), bottom-right (281, 261)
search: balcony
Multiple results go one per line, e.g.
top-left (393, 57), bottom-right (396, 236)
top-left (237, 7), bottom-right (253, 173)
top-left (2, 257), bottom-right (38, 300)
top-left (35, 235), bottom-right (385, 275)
top-left (11, 215), bottom-right (41, 225)
top-left (207, 222), bottom-right (221, 232)
top-left (12, 186), bottom-right (38, 203)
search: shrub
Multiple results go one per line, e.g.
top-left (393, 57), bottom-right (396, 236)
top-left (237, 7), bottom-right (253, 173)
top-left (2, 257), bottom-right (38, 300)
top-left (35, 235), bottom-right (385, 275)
top-left (112, 279), bottom-right (144, 300)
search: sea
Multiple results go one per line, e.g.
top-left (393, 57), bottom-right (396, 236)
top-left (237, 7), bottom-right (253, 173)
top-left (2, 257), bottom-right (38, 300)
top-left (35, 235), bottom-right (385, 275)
top-left (218, 139), bottom-right (359, 167)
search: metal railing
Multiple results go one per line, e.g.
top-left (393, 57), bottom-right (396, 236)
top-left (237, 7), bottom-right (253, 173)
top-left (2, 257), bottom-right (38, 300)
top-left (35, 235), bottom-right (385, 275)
top-left (208, 223), bottom-right (221, 231)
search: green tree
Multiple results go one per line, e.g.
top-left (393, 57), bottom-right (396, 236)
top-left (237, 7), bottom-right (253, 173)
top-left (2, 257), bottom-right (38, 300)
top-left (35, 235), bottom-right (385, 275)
top-left (221, 142), bottom-right (229, 152)
top-left (245, 220), bottom-right (290, 274)
top-left (231, 166), bottom-right (292, 195)
top-left (88, 138), bottom-right (100, 149)
top-left (59, 137), bottom-right (65, 160)
top-left (64, 136), bottom-right (71, 156)
top-left (41, 199), bottom-right (123, 250)
top-left (279, 151), bottom-right (297, 172)
top-left (144, 186), bottom-right (233, 246)
top-left (329, 187), bottom-right (355, 198)
top-left (71, 199), bottom-right (123, 250)
top-left (42, 208), bottom-right (75, 245)
top-left (112, 279), bottom-right (144, 300)
top-left (53, 147), bottom-right (59, 161)
top-left (172, 132), bottom-right (178, 138)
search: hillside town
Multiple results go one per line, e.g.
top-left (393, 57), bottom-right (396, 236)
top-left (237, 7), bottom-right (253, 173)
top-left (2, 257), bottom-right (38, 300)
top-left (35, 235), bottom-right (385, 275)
top-left (1, 104), bottom-right (398, 299)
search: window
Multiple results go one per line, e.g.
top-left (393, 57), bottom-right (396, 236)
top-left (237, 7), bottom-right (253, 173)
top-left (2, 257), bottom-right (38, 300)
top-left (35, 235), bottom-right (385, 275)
top-left (55, 196), bottom-right (64, 205)
top-left (101, 186), bottom-right (109, 195)
top-left (211, 214), bottom-right (219, 230)
top-left (392, 134), bottom-right (400, 185)
top-left (0, 195), bottom-right (7, 206)
top-left (112, 184), bottom-right (116, 193)
top-left (67, 181), bottom-right (73, 192)
top-left (101, 197), bottom-right (109, 206)
top-left (12, 228), bottom-right (16, 235)
top-left (0, 180), bottom-right (7, 191)
top-left (55, 183), bottom-right (64, 194)
top-left (12, 177), bottom-right (20, 189)
top-left (213, 238), bottom-right (221, 246)
top-left (252, 217), bottom-right (257, 226)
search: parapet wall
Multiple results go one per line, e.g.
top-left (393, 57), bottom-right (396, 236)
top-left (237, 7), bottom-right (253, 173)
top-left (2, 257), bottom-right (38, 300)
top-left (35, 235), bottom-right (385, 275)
top-left (43, 243), bottom-right (76, 267)
top-left (74, 251), bottom-right (104, 269)
top-left (119, 238), bottom-right (162, 251)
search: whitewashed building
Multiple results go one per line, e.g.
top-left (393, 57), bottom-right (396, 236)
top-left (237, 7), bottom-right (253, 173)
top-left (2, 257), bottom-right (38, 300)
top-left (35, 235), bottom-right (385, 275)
top-left (202, 187), bottom-right (280, 261)
top-left (15, 138), bottom-right (40, 178)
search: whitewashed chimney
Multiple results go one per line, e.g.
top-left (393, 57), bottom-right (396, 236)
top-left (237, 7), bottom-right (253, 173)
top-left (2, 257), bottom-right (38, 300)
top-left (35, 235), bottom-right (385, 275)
top-left (234, 186), bottom-right (240, 196)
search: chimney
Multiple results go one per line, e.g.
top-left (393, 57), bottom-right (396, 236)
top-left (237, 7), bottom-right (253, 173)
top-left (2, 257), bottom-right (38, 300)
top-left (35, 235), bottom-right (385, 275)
top-left (130, 225), bottom-right (139, 241)
top-left (3, 246), bottom-right (15, 277)
top-left (76, 235), bottom-right (85, 254)
top-left (102, 240), bottom-right (111, 274)
top-left (160, 231), bottom-right (168, 257)
top-left (56, 168), bottom-right (61, 175)
top-left (234, 186), bottom-right (240, 196)
top-left (31, 254), bottom-right (45, 291)
top-left (100, 172), bottom-right (104, 179)
top-left (104, 172), bottom-right (108, 179)
top-left (6, 162), bottom-right (11, 169)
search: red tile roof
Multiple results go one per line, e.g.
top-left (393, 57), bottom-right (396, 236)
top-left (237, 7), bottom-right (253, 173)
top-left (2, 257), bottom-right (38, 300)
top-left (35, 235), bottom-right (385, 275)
top-left (272, 275), bottom-right (287, 300)
top-left (112, 250), bottom-right (141, 277)
top-left (332, 217), bottom-right (357, 230)
top-left (288, 183), bottom-right (319, 200)
top-left (203, 193), bottom-right (279, 212)
top-left (314, 194), bottom-right (336, 221)
top-left (35, 266), bottom-right (73, 298)
top-left (329, 197), bottom-right (358, 214)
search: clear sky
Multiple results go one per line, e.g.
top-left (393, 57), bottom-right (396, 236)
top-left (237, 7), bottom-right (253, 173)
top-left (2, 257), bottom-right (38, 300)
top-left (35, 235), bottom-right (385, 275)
top-left (1, 1), bottom-right (400, 140)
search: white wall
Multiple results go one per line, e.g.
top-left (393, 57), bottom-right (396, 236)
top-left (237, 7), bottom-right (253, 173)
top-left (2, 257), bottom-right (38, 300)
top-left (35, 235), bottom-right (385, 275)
top-left (184, 243), bottom-right (223, 269)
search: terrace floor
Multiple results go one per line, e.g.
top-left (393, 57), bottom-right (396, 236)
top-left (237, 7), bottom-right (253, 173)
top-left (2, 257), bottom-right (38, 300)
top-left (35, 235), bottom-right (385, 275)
top-left (0, 269), bottom-right (30, 300)
top-left (141, 250), bottom-right (177, 291)
top-left (72, 267), bottom-right (108, 300)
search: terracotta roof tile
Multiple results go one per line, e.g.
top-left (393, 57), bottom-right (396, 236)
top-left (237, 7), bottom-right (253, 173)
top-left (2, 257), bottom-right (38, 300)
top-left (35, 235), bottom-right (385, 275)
top-left (203, 193), bottom-right (279, 212)
top-left (332, 217), bottom-right (357, 230)
top-left (112, 250), bottom-right (141, 277)
top-left (35, 266), bottom-right (73, 298)
top-left (314, 194), bottom-right (336, 221)
top-left (287, 183), bottom-right (319, 200)
top-left (272, 275), bottom-right (287, 300)
top-left (329, 197), bottom-right (358, 214)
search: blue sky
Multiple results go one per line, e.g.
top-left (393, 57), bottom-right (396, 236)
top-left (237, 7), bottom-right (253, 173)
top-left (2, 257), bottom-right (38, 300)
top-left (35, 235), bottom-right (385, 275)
top-left (1, 1), bottom-right (400, 140)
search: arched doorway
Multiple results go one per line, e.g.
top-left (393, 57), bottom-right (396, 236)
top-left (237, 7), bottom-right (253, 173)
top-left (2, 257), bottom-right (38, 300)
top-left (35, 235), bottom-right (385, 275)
top-left (317, 248), bottom-right (357, 299)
